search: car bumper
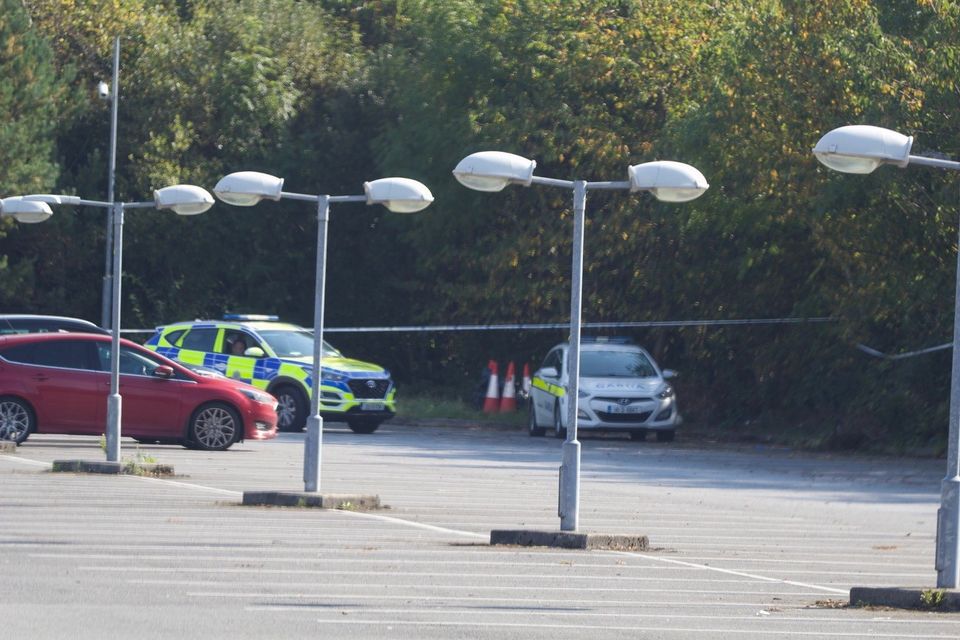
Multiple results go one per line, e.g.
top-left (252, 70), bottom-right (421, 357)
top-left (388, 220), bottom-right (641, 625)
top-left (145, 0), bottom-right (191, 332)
top-left (321, 407), bottom-right (396, 423)
top-left (242, 404), bottom-right (279, 440)
top-left (576, 398), bottom-right (678, 432)
top-left (317, 385), bottom-right (396, 417)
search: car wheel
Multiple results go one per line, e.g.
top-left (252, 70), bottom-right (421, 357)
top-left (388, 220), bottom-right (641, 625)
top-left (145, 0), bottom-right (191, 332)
top-left (0, 396), bottom-right (33, 444)
top-left (629, 430), bottom-right (648, 442)
top-left (656, 429), bottom-right (675, 443)
top-left (347, 419), bottom-right (381, 434)
top-left (528, 403), bottom-right (546, 437)
top-left (553, 403), bottom-right (567, 439)
top-left (188, 403), bottom-right (239, 451)
top-left (275, 385), bottom-right (308, 432)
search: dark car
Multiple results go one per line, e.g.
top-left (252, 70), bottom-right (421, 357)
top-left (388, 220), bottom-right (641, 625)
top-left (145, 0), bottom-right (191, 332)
top-left (0, 333), bottom-right (278, 450)
top-left (0, 314), bottom-right (108, 335)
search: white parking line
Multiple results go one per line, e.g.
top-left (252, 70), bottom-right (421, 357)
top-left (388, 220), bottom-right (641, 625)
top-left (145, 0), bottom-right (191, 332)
top-left (0, 454), bottom-right (50, 467)
top-left (190, 591), bottom-right (813, 606)
top-left (7, 452), bottom-right (862, 596)
top-left (291, 619), bottom-right (960, 638)
top-left (131, 579), bottom-right (835, 597)
top-left (81, 566), bottom-right (793, 583)
top-left (614, 551), bottom-right (849, 595)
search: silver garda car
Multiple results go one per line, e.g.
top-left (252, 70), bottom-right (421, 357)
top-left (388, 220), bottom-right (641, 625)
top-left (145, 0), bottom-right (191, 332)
top-left (527, 337), bottom-right (679, 442)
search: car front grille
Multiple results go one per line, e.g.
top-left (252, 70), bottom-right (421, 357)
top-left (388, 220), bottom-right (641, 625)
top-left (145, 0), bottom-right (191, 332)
top-left (347, 379), bottom-right (391, 399)
top-left (595, 410), bottom-right (653, 423)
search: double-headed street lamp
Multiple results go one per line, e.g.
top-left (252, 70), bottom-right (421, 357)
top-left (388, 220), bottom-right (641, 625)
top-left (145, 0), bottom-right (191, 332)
top-left (1, 186), bottom-right (215, 462)
top-left (213, 171), bottom-right (434, 492)
top-left (814, 124), bottom-right (960, 589)
top-left (454, 151), bottom-right (709, 531)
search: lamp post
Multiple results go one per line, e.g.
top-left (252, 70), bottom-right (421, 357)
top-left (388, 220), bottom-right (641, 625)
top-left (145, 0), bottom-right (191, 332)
top-left (453, 151), bottom-right (709, 531)
top-left (814, 124), bottom-right (960, 588)
top-left (99, 36), bottom-right (121, 330)
top-left (213, 171), bottom-right (434, 492)
top-left (1, 186), bottom-right (215, 462)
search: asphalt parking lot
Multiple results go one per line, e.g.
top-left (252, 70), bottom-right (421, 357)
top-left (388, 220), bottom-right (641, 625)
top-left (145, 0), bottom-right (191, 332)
top-left (2, 423), bottom-right (959, 639)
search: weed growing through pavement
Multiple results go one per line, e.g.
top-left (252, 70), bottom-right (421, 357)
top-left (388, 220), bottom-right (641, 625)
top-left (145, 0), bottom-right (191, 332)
top-left (921, 589), bottom-right (946, 609)
top-left (122, 445), bottom-right (159, 476)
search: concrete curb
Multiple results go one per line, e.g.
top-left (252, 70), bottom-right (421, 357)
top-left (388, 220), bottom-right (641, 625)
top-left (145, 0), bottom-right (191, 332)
top-left (850, 587), bottom-right (960, 611)
top-left (52, 460), bottom-right (123, 474)
top-left (51, 459), bottom-right (174, 476)
top-left (242, 491), bottom-right (381, 510)
top-left (490, 529), bottom-right (648, 551)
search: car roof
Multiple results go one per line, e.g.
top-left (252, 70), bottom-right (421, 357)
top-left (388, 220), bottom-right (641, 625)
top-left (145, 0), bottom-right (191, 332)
top-left (0, 314), bottom-right (102, 325)
top-left (160, 320), bottom-right (305, 333)
top-left (0, 314), bottom-right (108, 335)
top-left (0, 332), bottom-right (135, 347)
top-left (553, 341), bottom-right (647, 352)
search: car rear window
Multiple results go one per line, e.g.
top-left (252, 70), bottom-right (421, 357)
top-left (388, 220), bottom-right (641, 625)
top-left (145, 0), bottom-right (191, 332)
top-left (0, 340), bottom-right (99, 370)
top-left (180, 328), bottom-right (217, 351)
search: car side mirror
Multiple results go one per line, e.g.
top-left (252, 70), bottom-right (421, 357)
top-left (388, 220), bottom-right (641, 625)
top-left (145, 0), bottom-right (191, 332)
top-left (539, 366), bottom-right (559, 378)
top-left (153, 365), bottom-right (175, 379)
top-left (662, 369), bottom-right (677, 380)
top-left (244, 347), bottom-right (265, 358)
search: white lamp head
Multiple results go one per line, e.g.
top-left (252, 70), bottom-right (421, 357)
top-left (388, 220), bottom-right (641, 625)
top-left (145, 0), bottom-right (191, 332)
top-left (629, 161), bottom-right (709, 202)
top-left (813, 125), bottom-right (913, 174)
top-left (364, 177), bottom-right (434, 213)
top-left (0, 197), bottom-right (54, 223)
top-left (153, 185), bottom-right (215, 215)
top-left (214, 171), bottom-right (284, 206)
top-left (453, 151), bottom-right (537, 192)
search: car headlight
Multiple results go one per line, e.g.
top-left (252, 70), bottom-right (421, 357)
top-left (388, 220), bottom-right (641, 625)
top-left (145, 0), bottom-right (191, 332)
top-left (239, 388), bottom-right (275, 405)
top-left (657, 384), bottom-right (674, 400)
top-left (321, 370), bottom-right (349, 383)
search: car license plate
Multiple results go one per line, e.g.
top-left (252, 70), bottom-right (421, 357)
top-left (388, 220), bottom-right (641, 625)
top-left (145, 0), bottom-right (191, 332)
top-left (360, 402), bottom-right (382, 411)
top-left (606, 404), bottom-right (643, 414)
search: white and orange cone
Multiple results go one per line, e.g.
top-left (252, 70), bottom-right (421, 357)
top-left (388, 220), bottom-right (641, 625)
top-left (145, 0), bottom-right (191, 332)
top-left (500, 361), bottom-right (517, 412)
top-left (521, 363), bottom-right (532, 398)
top-left (482, 360), bottom-right (500, 413)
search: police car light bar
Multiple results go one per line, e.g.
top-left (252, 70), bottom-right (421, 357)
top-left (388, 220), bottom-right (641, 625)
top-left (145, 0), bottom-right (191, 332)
top-left (580, 336), bottom-right (633, 344)
top-left (223, 314), bottom-right (280, 322)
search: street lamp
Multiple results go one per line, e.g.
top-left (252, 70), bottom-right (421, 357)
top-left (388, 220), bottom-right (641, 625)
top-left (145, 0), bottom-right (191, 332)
top-left (814, 124), bottom-right (960, 589)
top-left (454, 151), bottom-right (709, 532)
top-left (0, 185), bottom-right (215, 462)
top-left (99, 36), bottom-right (121, 330)
top-left (213, 171), bottom-right (434, 493)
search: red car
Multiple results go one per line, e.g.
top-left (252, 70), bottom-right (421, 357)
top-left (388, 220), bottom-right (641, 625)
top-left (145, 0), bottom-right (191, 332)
top-left (0, 333), bottom-right (278, 450)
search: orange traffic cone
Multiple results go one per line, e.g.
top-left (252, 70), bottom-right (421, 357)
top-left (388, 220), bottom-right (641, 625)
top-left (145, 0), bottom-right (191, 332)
top-left (482, 360), bottom-right (500, 413)
top-left (521, 363), bottom-right (532, 398)
top-left (500, 361), bottom-right (517, 412)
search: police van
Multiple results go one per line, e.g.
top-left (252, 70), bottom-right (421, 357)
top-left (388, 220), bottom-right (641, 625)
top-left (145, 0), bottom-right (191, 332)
top-left (145, 315), bottom-right (394, 433)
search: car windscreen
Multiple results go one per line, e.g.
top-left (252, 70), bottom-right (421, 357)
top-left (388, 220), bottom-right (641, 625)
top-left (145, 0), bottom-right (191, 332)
top-left (579, 350), bottom-right (658, 378)
top-left (257, 329), bottom-right (341, 358)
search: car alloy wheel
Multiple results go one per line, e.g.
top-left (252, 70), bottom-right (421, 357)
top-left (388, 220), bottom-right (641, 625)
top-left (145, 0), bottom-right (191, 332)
top-left (274, 385), bottom-right (307, 432)
top-left (189, 403), bottom-right (238, 451)
top-left (0, 397), bottom-right (33, 444)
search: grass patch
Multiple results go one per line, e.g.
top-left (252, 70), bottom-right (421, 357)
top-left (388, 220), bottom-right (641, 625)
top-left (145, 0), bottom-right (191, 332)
top-left (398, 394), bottom-right (527, 427)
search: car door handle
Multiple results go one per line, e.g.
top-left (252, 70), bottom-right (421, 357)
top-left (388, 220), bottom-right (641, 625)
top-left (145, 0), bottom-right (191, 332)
top-left (31, 374), bottom-right (49, 382)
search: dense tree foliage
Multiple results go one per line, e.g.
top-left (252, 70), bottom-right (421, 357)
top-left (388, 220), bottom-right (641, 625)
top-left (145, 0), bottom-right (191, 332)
top-left (2, 0), bottom-right (958, 451)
